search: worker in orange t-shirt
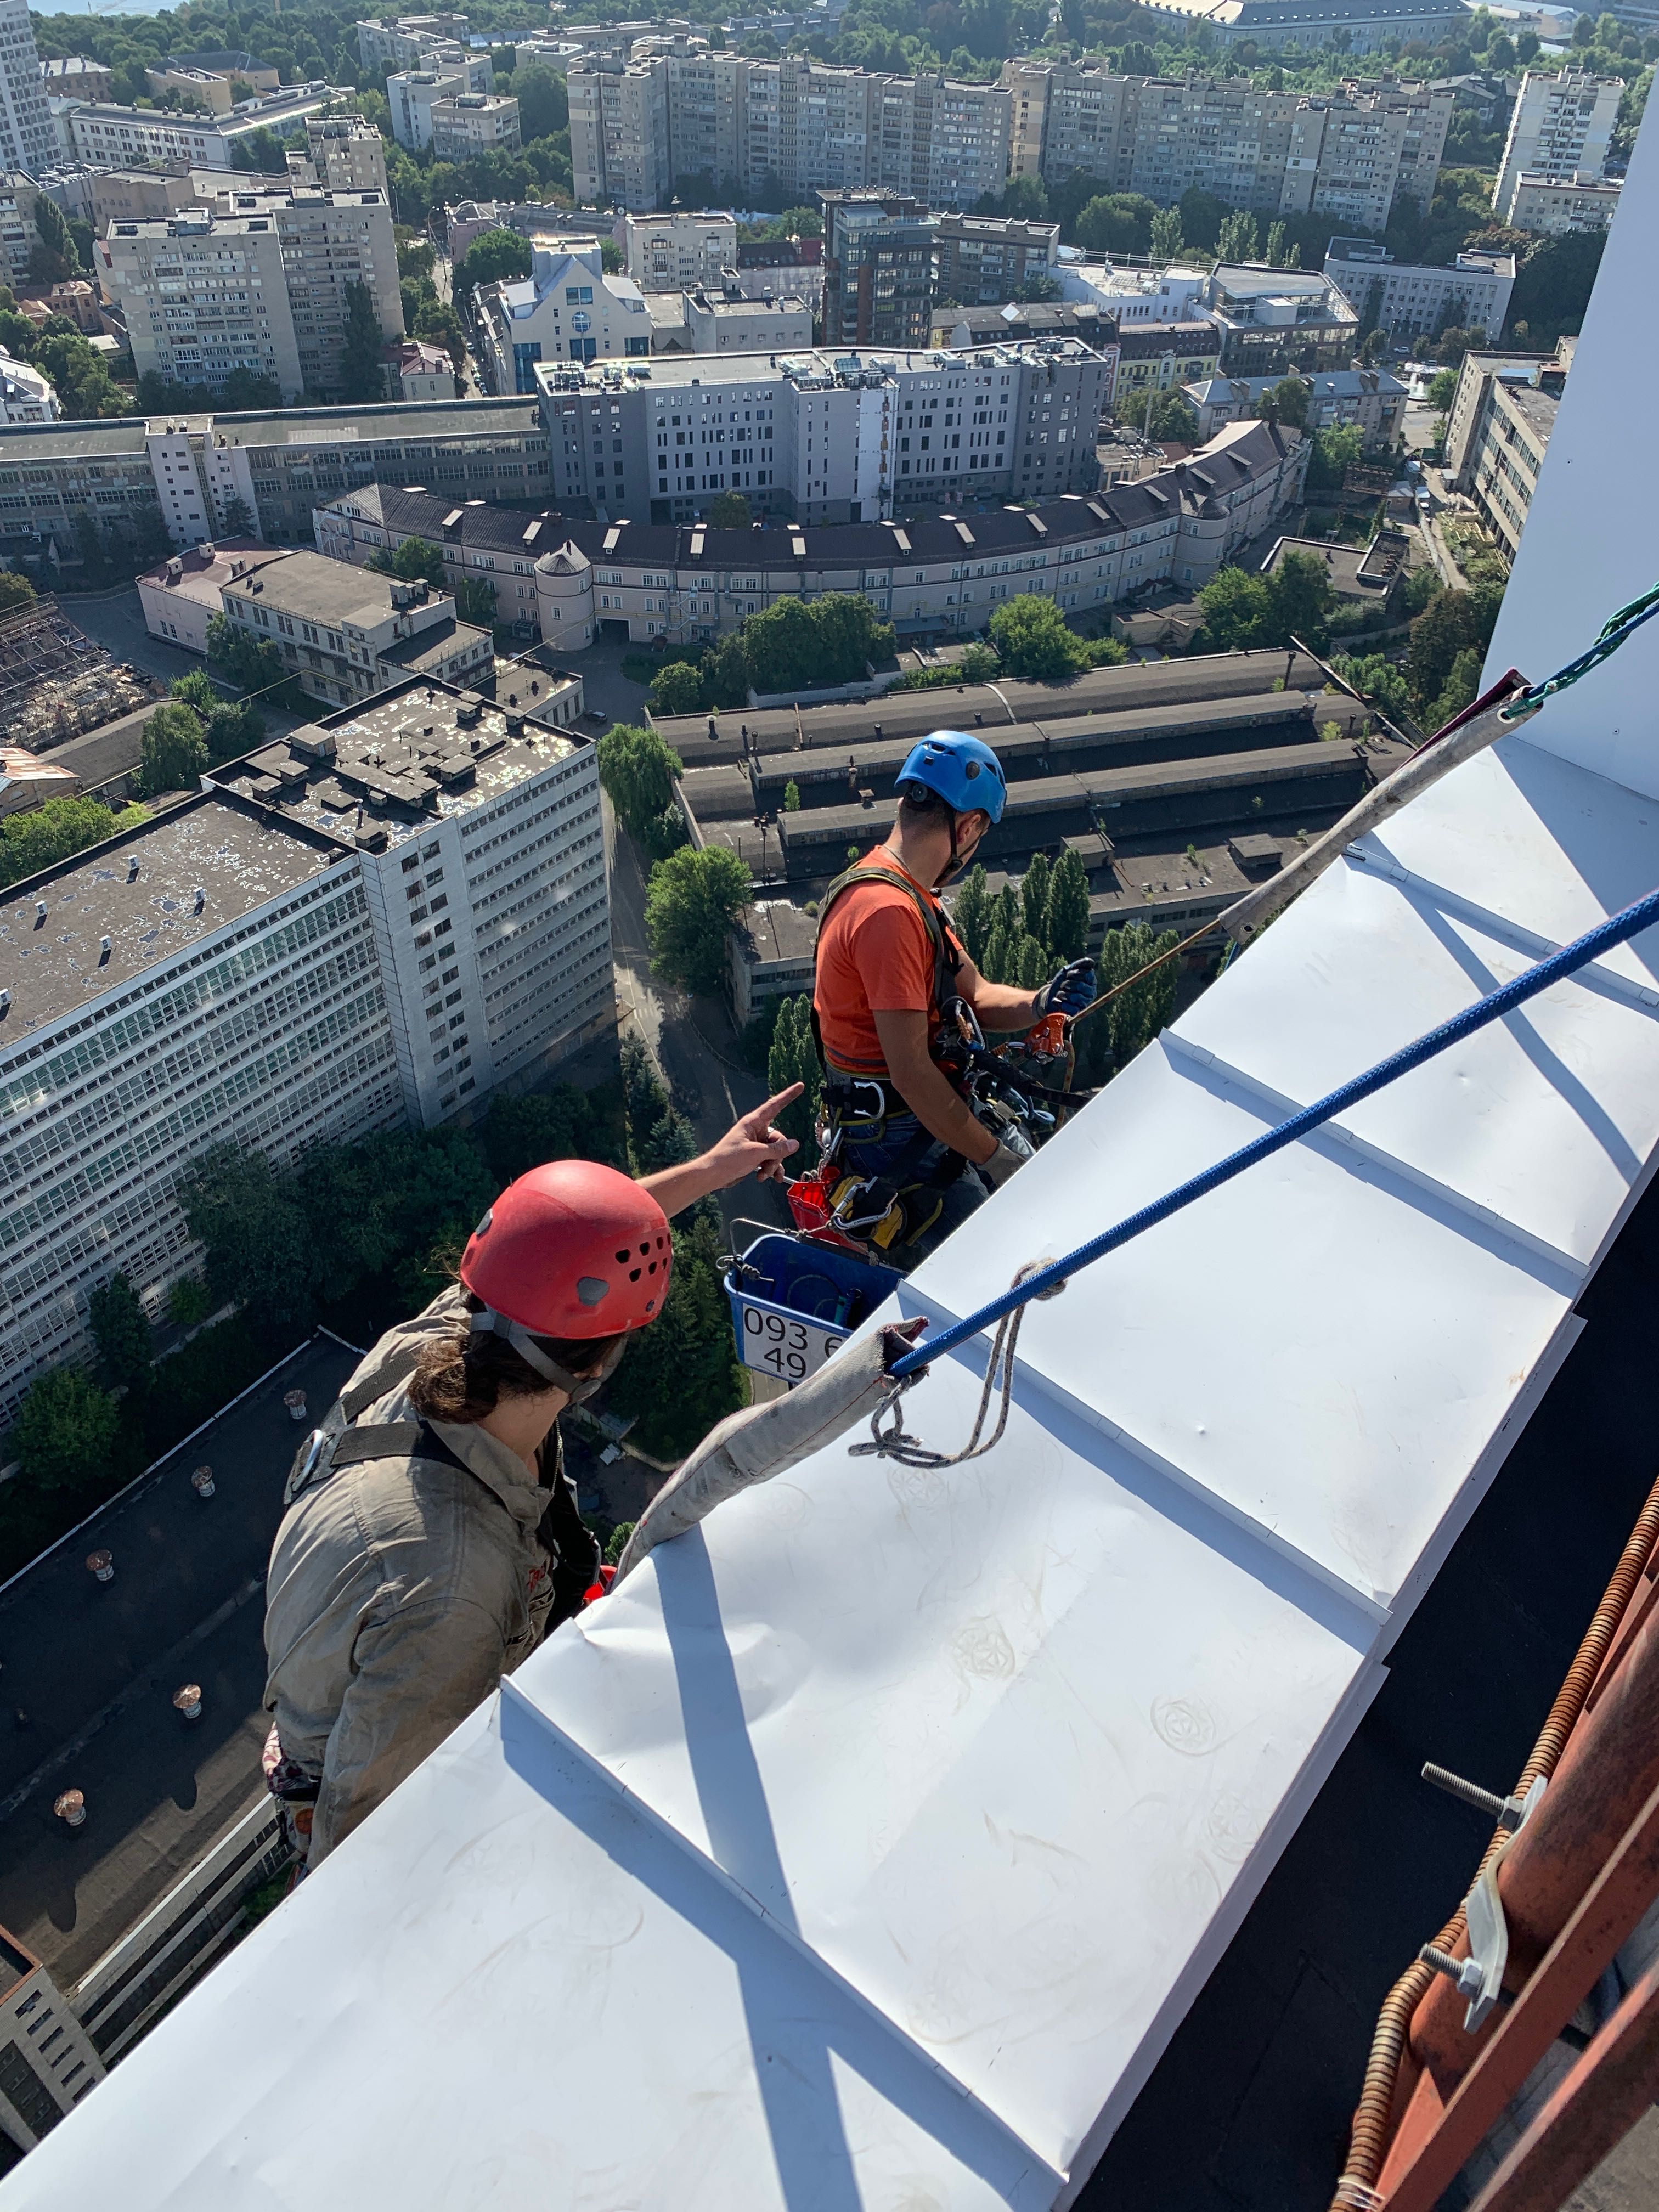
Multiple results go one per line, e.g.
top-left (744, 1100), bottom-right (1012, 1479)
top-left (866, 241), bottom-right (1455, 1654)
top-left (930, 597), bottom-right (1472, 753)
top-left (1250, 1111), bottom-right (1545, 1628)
top-left (811, 732), bottom-right (1094, 1262)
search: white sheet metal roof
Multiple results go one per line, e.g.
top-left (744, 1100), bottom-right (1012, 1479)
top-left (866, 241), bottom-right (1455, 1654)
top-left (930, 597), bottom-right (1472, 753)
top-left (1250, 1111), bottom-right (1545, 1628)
top-left (12, 101), bottom-right (1659, 2212)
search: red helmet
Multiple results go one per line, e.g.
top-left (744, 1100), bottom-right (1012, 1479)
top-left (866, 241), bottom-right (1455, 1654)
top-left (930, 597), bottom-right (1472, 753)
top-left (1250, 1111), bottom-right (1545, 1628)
top-left (460, 1161), bottom-right (672, 1340)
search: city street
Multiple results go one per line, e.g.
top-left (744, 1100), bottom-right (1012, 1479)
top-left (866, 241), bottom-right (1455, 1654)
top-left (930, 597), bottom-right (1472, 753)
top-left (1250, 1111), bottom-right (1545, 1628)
top-left (0, 1335), bottom-right (357, 1987)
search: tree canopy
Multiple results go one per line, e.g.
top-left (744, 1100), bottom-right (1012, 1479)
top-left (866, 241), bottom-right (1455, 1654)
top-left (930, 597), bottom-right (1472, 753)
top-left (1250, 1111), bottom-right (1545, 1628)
top-left (0, 794), bottom-right (146, 891)
top-left (645, 844), bottom-right (753, 996)
top-left (12, 1367), bottom-right (121, 1493)
top-left (457, 226), bottom-right (534, 290)
top-left (986, 594), bottom-right (1120, 681)
top-left (368, 535), bottom-right (448, 588)
top-left (597, 721), bottom-right (687, 859)
top-left (138, 701), bottom-right (208, 798)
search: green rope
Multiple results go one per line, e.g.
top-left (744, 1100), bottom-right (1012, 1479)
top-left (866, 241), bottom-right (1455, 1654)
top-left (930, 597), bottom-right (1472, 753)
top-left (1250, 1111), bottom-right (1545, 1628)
top-left (1499, 580), bottom-right (1659, 720)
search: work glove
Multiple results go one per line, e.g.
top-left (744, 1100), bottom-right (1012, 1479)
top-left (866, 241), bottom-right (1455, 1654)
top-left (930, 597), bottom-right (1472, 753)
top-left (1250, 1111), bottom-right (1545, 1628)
top-left (977, 1138), bottom-right (1029, 1190)
top-left (1033, 957), bottom-right (1096, 1021)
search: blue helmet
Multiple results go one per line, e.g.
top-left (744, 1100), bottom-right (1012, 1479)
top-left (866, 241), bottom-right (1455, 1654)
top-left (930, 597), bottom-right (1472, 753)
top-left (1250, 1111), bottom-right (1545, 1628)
top-left (895, 730), bottom-right (1008, 825)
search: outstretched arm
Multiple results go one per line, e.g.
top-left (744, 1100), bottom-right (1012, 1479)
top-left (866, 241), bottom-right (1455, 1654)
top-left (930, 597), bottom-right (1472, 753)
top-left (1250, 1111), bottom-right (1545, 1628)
top-left (638, 1084), bottom-right (805, 1217)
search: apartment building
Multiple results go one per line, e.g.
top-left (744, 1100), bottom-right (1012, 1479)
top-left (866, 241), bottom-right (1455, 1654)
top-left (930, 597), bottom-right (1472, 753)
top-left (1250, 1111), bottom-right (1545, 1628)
top-left (932, 213), bottom-right (1059, 307)
top-left (0, 0), bottom-right (57, 176)
top-left (431, 91), bottom-right (521, 159)
top-left (0, 1929), bottom-right (103, 2148)
top-left (294, 112), bottom-right (391, 195)
top-left (1505, 174), bottom-right (1622, 235)
top-left (1001, 62), bottom-right (1451, 229)
top-left (534, 337), bottom-right (1111, 526)
top-left (319, 414), bottom-right (1304, 660)
top-left (356, 13), bottom-right (473, 75)
top-left (1442, 338), bottom-right (1572, 496)
top-left (1135, 0), bottom-right (1470, 47)
top-left (1113, 321), bottom-right (1224, 411)
top-left (0, 675), bottom-right (611, 1419)
top-left (1184, 366), bottom-right (1406, 443)
top-left (387, 53), bottom-right (494, 150)
top-left (620, 208), bottom-right (739, 292)
top-left (474, 239), bottom-right (651, 393)
top-left (820, 190), bottom-right (935, 351)
top-left (1494, 69), bottom-right (1622, 222)
top-left (0, 347), bottom-right (58, 423)
top-left (571, 54), bottom-right (1012, 213)
top-left (221, 548), bottom-right (492, 707)
top-left (40, 56), bottom-right (112, 103)
top-left (99, 187), bottom-right (402, 405)
top-left (64, 85), bottom-right (343, 171)
top-left (1466, 373), bottom-right (1556, 565)
top-left (1324, 239), bottom-right (1515, 344)
top-left (681, 287), bottom-right (812, 355)
top-left (0, 396), bottom-right (550, 565)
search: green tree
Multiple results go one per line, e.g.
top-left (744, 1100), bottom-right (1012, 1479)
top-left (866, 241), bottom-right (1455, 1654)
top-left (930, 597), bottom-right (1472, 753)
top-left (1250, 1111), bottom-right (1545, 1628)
top-left (1197, 565), bottom-right (1273, 650)
top-left (740, 592), bottom-right (894, 694)
top-left (1021, 850), bottom-right (1052, 947)
top-left (456, 226), bottom-right (534, 290)
top-left (782, 779), bottom-right (801, 811)
top-left (951, 862), bottom-right (992, 968)
top-left (89, 1272), bottom-right (151, 1398)
top-left (1265, 220), bottom-right (1289, 267)
top-left (1266, 548), bottom-right (1334, 648)
top-left (989, 594), bottom-right (1090, 681)
top-left (454, 574), bottom-right (497, 626)
top-left (12, 1365), bottom-right (121, 1495)
top-left (1149, 207), bottom-right (1185, 260)
top-left (1407, 584), bottom-right (1504, 716)
top-left (958, 640), bottom-right (998, 681)
top-left (645, 844), bottom-right (753, 996)
top-left (138, 700), bottom-right (208, 798)
top-left (1045, 847), bottom-right (1092, 962)
top-left (338, 279), bottom-right (388, 403)
top-left (981, 882), bottom-right (1022, 984)
top-left (0, 794), bottom-right (145, 891)
top-left (1075, 193), bottom-right (1155, 256)
top-left (29, 196), bottom-right (78, 284)
top-left (1332, 651), bottom-right (1412, 726)
top-left (1015, 933), bottom-right (1050, 990)
top-left (1135, 389), bottom-right (1199, 444)
top-left (1426, 366), bottom-right (1460, 411)
top-left (766, 993), bottom-right (822, 1148)
top-left (1216, 208), bottom-right (1259, 262)
top-left (0, 571), bottom-right (34, 615)
top-left (598, 721), bottom-right (685, 858)
top-left (479, 1085), bottom-right (624, 1184)
top-left (709, 489), bottom-right (753, 529)
top-left (1178, 188), bottom-right (1231, 255)
top-left (179, 1144), bottom-right (317, 1324)
top-left (649, 659), bottom-right (706, 717)
top-left (205, 612), bottom-right (299, 710)
top-left (1426, 645), bottom-right (1483, 731)
top-left (1256, 376), bottom-right (1310, 428)
top-left (1306, 423), bottom-right (1365, 496)
top-left (368, 535), bottom-right (448, 588)
top-left (512, 63), bottom-right (568, 140)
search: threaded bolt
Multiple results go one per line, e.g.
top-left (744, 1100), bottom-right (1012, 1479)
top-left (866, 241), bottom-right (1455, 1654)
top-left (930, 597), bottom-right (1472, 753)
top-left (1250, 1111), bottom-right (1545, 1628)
top-left (1422, 1762), bottom-right (1508, 1819)
top-left (1420, 1944), bottom-right (1463, 1979)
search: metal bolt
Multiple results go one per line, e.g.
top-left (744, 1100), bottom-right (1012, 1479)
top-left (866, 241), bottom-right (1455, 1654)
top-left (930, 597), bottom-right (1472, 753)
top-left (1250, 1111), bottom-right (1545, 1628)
top-left (1419, 1944), bottom-right (1483, 2001)
top-left (1422, 1762), bottom-right (1525, 1829)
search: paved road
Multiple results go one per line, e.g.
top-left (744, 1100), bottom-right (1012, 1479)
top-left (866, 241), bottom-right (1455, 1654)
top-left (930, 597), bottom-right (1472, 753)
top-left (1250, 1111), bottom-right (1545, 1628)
top-left (54, 584), bottom-right (205, 693)
top-left (0, 1336), bottom-right (357, 1987)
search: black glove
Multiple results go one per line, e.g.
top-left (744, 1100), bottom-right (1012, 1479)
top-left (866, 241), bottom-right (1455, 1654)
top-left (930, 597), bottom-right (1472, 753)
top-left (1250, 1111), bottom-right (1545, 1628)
top-left (1033, 958), bottom-right (1096, 1021)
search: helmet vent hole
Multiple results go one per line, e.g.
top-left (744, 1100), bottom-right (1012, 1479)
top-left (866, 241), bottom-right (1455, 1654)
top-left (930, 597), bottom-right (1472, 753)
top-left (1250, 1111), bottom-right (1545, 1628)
top-left (645, 1297), bottom-right (656, 1313)
top-left (629, 1267), bottom-right (641, 1282)
top-left (647, 1261), bottom-right (657, 1273)
top-left (614, 1249), bottom-right (630, 1263)
top-left (638, 1241), bottom-right (650, 1255)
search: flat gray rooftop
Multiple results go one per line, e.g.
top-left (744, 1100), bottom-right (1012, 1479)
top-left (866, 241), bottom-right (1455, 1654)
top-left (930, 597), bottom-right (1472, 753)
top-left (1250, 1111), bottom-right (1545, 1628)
top-left (208, 679), bottom-right (583, 853)
top-left (0, 793), bottom-right (340, 1043)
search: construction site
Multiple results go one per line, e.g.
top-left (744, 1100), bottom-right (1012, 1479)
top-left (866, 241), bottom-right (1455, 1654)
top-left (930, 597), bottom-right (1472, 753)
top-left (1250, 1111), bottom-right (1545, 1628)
top-left (0, 595), bottom-right (155, 754)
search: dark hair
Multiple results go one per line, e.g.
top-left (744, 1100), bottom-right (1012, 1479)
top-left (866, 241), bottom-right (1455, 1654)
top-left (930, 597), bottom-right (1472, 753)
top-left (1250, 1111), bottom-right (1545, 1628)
top-left (408, 1291), bottom-right (626, 1424)
top-left (896, 785), bottom-right (958, 827)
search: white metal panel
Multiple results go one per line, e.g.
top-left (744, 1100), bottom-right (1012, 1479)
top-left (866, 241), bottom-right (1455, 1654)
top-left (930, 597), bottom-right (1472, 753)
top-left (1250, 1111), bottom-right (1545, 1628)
top-left (508, 1368), bottom-right (1377, 2174)
top-left (1483, 100), bottom-right (1659, 802)
top-left (905, 1040), bottom-right (1577, 1614)
top-left (4, 1692), bottom-right (1057, 2212)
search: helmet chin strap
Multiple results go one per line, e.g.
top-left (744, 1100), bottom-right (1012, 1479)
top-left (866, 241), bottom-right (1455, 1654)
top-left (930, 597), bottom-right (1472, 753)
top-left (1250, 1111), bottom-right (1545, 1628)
top-left (467, 1311), bottom-right (623, 1403)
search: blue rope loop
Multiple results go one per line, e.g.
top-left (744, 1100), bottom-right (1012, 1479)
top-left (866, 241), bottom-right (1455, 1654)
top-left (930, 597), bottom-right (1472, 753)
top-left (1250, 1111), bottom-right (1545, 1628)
top-left (889, 881), bottom-right (1659, 1381)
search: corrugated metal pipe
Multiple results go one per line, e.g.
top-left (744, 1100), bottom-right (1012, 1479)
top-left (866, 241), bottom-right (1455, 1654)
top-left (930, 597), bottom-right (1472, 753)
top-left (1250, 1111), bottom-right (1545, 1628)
top-left (1331, 1468), bottom-right (1659, 2210)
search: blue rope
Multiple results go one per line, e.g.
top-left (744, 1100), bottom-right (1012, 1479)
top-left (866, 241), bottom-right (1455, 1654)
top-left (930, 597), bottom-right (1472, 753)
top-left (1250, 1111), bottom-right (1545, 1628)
top-left (889, 881), bottom-right (1659, 1380)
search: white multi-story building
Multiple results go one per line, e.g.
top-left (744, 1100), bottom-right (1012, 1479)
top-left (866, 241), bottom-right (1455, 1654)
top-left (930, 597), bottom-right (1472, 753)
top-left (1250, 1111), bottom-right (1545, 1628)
top-left (356, 13), bottom-right (473, 75)
top-left (0, 1928), bottom-right (104, 2150)
top-left (64, 85), bottom-right (344, 172)
top-left (431, 91), bottom-right (520, 160)
top-left (1324, 239), bottom-right (1516, 345)
top-left (317, 414), bottom-right (1306, 653)
top-left (619, 210), bottom-right (739, 292)
top-left (474, 240), bottom-right (651, 392)
top-left (99, 187), bottom-right (402, 405)
top-left (1494, 68), bottom-right (1623, 222)
top-left (532, 337), bottom-right (1112, 526)
top-left (0, 0), bottom-right (57, 176)
top-left (0, 347), bottom-right (58, 422)
top-left (1059, 262), bottom-right (1209, 325)
top-left (0, 673), bottom-right (610, 1420)
top-left (221, 548), bottom-right (493, 707)
top-left (1505, 173), bottom-right (1622, 235)
top-left (387, 54), bottom-right (493, 150)
top-left (571, 55), bottom-right (1012, 214)
top-left (1002, 61), bottom-right (1451, 228)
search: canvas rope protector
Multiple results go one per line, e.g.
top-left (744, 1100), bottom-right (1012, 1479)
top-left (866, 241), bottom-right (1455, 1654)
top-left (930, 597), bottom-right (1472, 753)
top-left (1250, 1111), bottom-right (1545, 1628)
top-left (867, 584), bottom-right (1659, 1456)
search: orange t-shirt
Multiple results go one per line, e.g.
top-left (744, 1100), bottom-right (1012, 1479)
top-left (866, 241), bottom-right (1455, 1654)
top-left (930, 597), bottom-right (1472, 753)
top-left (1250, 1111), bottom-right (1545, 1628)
top-left (813, 856), bottom-right (954, 1075)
